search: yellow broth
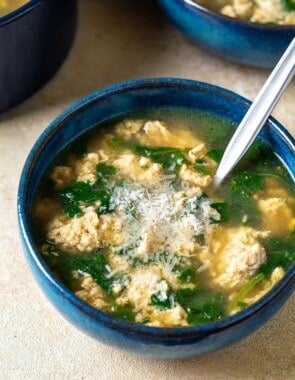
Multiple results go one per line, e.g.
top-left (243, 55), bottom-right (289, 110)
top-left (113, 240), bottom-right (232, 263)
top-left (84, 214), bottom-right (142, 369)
top-left (32, 110), bottom-right (295, 327)
top-left (196, 0), bottom-right (295, 25)
top-left (0, 0), bottom-right (28, 16)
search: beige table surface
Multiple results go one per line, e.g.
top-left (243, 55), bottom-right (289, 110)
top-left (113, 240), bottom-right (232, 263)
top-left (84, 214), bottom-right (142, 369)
top-left (1, 1), bottom-right (294, 379)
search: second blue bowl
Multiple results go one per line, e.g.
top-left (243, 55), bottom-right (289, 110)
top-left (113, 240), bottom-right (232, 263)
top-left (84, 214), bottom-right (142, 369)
top-left (158, 0), bottom-right (295, 68)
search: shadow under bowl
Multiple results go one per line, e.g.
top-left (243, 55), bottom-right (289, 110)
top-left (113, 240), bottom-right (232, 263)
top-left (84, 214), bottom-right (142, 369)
top-left (17, 78), bottom-right (295, 359)
top-left (157, 0), bottom-right (295, 69)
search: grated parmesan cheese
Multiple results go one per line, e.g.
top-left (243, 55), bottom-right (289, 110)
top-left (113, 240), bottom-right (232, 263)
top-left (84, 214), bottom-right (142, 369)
top-left (109, 175), bottom-right (219, 262)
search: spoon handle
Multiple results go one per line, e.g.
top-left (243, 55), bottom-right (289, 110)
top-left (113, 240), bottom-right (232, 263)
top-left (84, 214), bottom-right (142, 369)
top-left (214, 37), bottom-right (295, 186)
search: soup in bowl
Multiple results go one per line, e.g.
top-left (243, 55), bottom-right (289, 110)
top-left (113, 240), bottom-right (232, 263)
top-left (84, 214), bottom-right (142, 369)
top-left (196, 0), bottom-right (295, 25)
top-left (18, 78), bottom-right (295, 358)
top-left (0, 0), bottom-right (28, 16)
top-left (157, 0), bottom-right (295, 68)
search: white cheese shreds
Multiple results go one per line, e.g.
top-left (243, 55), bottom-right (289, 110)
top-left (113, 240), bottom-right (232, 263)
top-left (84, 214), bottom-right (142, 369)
top-left (105, 265), bottom-right (117, 279)
top-left (197, 262), bottom-right (210, 273)
top-left (155, 280), bottom-right (169, 301)
top-left (109, 175), bottom-right (219, 261)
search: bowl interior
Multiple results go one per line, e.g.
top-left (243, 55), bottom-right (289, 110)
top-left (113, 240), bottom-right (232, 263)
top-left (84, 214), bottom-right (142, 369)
top-left (23, 79), bottom-right (295, 205)
top-left (179, 0), bottom-right (295, 30)
top-left (18, 78), bottom-right (295, 339)
top-left (0, 0), bottom-right (38, 23)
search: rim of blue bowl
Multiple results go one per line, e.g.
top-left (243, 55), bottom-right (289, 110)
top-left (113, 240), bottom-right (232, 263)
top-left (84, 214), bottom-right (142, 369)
top-left (18, 77), bottom-right (295, 340)
top-left (174, 0), bottom-right (295, 31)
top-left (0, 0), bottom-right (43, 26)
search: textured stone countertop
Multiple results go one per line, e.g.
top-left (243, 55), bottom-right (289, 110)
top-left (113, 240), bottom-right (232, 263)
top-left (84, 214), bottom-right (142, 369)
top-left (1, 1), bottom-right (294, 378)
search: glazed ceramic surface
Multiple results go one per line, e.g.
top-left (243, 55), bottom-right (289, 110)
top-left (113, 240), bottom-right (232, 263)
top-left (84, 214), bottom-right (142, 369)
top-left (157, 0), bottom-right (295, 69)
top-left (0, 0), bottom-right (77, 113)
top-left (18, 78), bottom-right (295, 358)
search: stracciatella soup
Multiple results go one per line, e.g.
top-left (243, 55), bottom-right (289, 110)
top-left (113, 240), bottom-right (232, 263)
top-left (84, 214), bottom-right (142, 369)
top-left (196, 0), bottom-right (295, 25)
top-left (0, 0), bottom-right (28, 16)
top-left (32, 111), bottom-right (295, 327)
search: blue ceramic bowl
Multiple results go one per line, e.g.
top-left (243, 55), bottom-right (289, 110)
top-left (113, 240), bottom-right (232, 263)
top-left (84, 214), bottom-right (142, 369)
top-left (0, 0), bottom-right (77, 113)
top-left (18, 78), bottom-right (295, 359)
top-left (157, 0), bottom-right (295, 68)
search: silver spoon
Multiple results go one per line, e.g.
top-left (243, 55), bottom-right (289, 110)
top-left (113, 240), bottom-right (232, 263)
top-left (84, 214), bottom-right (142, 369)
top-left (214, 37), bottom-right (295, 186)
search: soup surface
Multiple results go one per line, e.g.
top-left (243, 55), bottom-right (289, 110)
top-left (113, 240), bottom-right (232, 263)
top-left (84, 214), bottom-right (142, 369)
top-left (196, 0), bottom-right (295, 25)
top-left (0, 0), bottom-right (28, 16)
top-left (33, 111), bottom-right (295, 327)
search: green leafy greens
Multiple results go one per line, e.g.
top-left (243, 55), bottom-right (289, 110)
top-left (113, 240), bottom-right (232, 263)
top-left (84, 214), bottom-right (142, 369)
top-left (259, 234), bottom-right (295, 276)
top-left (130, 144), bottom-right (186, 173)
top-left (176, 287), bottom-right (224, 325)
top-left (96, 163), bottom-right (117, 180)
top-left (45, 249), bottom-right (114, 294)
top-left (111, 303), bottom-right (135, 322)
top-left (211, 202), bottom-right (229, 223)
top-left (60, 181), bottom-right (112, 216)
top-left (206, 149), bottom-right (223, 163)
top-left (282, 0), bottom-right (295, 10)
top-left (230, 273), bottom-right (265, 310)
top-left (193, 159), bottom-right (213, 175)
top-left (226, 171), bottom-right (264, 225)
top-left (59, 163), bottom-right (117, 217)
top-left (177, 266), bottom-right (198, 284)
top-left (150, 293), bottom-right (172, 309)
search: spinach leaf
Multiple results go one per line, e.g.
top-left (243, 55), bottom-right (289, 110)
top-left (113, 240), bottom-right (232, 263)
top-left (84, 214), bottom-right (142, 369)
top-left (96, 163), bottom-right (117, 179)
top-left (60, 181), bottom-right (105, 203)
top-left (177, 266), bottom-right (197, 284)
top-left (151, 293), bottom-right (172, 309)
top-left (206, 149), bottom-right (223, 163)
top-left (63, 204), bottom-right (83, 218)
top-left (95, 190), bottom-right (112, 215)
top-left (187, 304), bottom-right (223, 325)
top-left (211, 202), bottom-right (229, 223)
top-left (230, 172), bottom-right (264, 194)
top-left (230, 273), bottom-right (265, 310)
top-left (240, 140), bottom-right (270, 165)
top-left (111, 303), bottom-right (135, 322)
top-left (60, 181), bottom-right (112, 216)
top-left (226, 171), bottom-right (264, 225)
top-left (282, 0), bottom-right (295, 10)
top-left (58, 250), bottom-right (114, 294)
top-left (74, 252), bottom-right (112, 293)
top-left (130, 144), bottom-right (186, 173)
top-left (193, 159), bottom-right (213, 175)
top-left (236, 141), bottom-right (292, 187)
top-left (42, 245), bottom-right (76, 288)
top-left (176, 287), bottom-right (224, 325)
top-left (259, 234), bottom-right (295, 276)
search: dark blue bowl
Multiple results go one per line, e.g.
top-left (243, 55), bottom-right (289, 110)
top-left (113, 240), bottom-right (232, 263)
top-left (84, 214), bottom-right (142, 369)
top-left (0, 0), bottom-right (77, 113)
top-left (17, 78), bottom-right (295, 359)
top-left (157, 0), bottom-right (295, 68)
